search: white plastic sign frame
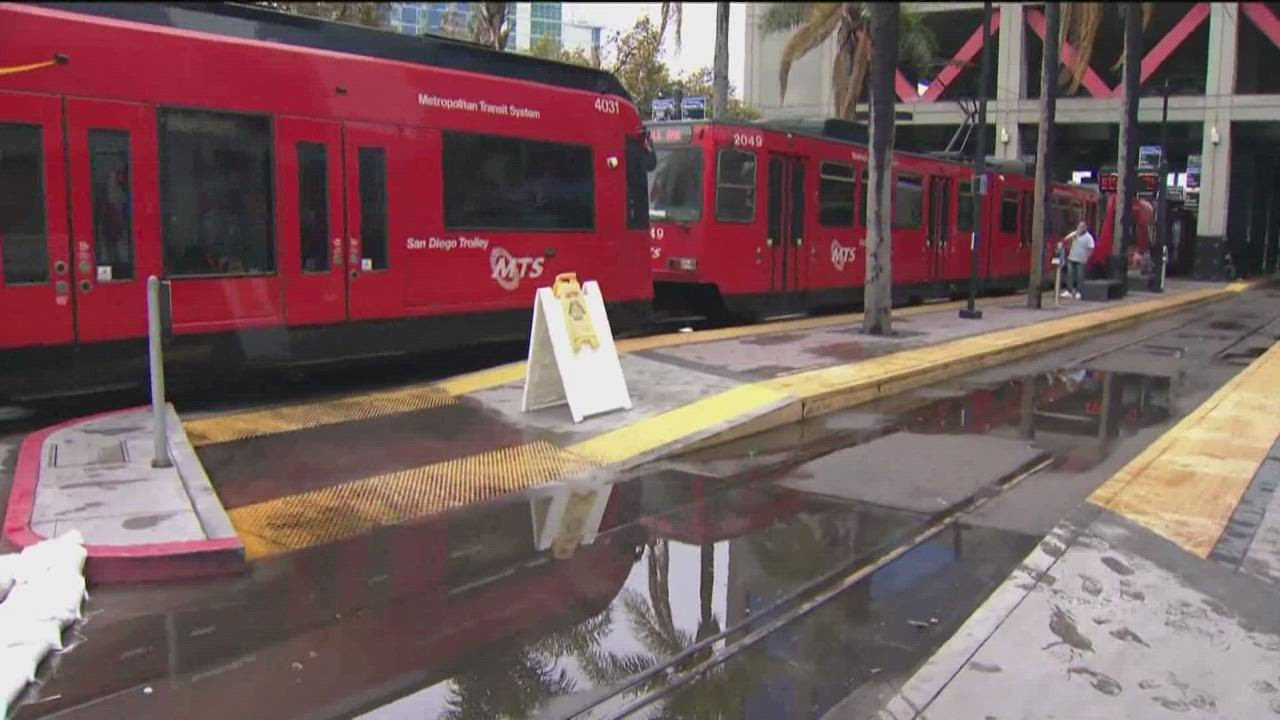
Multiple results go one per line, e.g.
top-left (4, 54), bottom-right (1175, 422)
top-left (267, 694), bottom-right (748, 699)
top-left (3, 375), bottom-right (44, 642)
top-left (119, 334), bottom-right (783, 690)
top-left (521, 279), bottom-right (632, 423)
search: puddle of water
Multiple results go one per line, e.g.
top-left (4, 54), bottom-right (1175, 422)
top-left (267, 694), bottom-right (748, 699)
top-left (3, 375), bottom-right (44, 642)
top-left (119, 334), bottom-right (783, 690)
top-left (636, 522), bottom-right (1039, 720)
top-left (18, 470), bottom-right (925, 720)
top-left (896, 369), bottom-right (1174, 473)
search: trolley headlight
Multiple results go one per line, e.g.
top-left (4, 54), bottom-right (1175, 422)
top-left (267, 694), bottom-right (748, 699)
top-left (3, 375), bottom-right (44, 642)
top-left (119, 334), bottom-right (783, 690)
top-left (667, 257), bottom-right (697, 272)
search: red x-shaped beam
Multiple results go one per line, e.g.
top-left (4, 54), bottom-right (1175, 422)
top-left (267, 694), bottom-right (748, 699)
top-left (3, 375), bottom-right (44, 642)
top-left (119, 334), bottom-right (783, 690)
top-left (1242, 2), bottom-right (1280, 51)
top-left (1024, 7), bottom-right (1112, 98)
top-left (890, 3), bottom-right (1210, 104)
top-left (1108, 2), bottom-right (1210, 97)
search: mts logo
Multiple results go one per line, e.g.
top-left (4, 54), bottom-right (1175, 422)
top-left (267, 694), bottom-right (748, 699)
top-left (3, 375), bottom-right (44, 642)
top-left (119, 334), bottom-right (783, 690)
top-left (490, 247), bottom-right (545, 291)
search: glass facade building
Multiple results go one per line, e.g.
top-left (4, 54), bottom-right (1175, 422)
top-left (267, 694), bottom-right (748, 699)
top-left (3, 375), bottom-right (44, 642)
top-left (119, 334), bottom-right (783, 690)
top-left (387, 2), bottom-right (599, 57)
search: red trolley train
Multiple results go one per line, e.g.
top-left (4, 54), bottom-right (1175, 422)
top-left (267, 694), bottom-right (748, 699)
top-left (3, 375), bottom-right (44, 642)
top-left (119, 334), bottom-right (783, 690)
top-left (646, 120), bottom-right (1152, 320)
top-left (0, 2), bottom-right (652, 399)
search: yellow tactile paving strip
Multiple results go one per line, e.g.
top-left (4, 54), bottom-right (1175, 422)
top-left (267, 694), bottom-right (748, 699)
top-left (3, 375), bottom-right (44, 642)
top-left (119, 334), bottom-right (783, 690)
top-left (229, 440), bottom-right (599, 559)
top-left (184, 385), bottom-right (457, 446)
top-left (183, 300), bottom-right (969, 446)
top-left (1088, 340), bottom-right (1280, 558)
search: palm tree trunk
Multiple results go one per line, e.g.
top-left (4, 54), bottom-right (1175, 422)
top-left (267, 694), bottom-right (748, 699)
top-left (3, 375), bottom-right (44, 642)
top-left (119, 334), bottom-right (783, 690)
top-left (1113, 3), bottom-right (1143, 282)
top-left (713, 2), bottom-right (731, 119)
top-left (1028, 2), bottom-right (1060, 309)
top-left (864, 2), bottom-right (899, 335)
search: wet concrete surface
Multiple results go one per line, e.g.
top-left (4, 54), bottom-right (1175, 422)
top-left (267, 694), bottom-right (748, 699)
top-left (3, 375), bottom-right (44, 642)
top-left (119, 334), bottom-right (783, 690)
top-left (9, 289), bottom-right (1280, 719)
top-left (199, 401), bottom-right (541, 509)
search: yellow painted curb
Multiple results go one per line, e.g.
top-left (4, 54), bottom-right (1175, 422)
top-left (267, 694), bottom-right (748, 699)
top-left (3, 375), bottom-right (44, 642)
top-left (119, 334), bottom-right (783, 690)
top-left (1089, 339), bottom-right (1280, 558)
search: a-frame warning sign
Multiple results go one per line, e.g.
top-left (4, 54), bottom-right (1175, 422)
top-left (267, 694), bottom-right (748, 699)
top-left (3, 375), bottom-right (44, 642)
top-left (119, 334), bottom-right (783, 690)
top-left (521, 273), bottom-right (632, 423)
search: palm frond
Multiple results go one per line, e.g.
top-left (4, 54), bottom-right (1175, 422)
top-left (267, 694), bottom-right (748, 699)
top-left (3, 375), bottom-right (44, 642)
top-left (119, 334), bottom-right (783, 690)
top-left (1060, 1), bottom-right (1102, 93)
top-left (842, 32), bottom-right (871, 118)
top-left (779, 3), bottom-right (842, 103)
top-left (761, 2), bottom-right (816, 35)
top-left (1112, 2), bottom-right (1155, 71)
top-left (897, 6), bottom-right (938, 74)
top-left (831, 29), bottom-right (854, 116)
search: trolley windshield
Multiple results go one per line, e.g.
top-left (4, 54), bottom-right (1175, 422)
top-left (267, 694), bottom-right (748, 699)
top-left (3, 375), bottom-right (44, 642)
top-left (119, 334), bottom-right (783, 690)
top-left (648, 147), bottom-right (704, 223)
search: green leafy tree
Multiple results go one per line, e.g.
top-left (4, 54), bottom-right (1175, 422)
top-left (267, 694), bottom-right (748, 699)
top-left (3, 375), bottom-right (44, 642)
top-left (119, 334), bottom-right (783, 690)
top-left (673, 66), bottom-right (762, 121)
top-left (608, 16), bottom-right (674, 120)
top-left (254, 1), bottom-right (388, 28)
top-left (525, 35), bottom-right (597, 69)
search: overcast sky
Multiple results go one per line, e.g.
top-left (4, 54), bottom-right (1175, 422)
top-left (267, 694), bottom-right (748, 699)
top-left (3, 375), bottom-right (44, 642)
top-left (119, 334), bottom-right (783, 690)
top-left (564, 2), bottom-right (747, 90)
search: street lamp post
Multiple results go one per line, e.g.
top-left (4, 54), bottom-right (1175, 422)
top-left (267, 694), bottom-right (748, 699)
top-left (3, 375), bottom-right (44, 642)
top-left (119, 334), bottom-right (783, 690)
top-left (960, 0), bottom-right (992, 321)
top-left (1150, 78), bottom-right (1171, 292)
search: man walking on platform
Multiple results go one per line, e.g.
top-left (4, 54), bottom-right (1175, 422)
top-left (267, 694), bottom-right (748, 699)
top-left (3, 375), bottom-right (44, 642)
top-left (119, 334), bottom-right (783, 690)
top-left (1060, 220), bottom-right (1095, 300)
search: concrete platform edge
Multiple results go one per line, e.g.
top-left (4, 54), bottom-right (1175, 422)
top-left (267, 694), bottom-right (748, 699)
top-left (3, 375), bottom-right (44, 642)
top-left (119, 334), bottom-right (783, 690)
top-left (677, 282), bottom-right (1257, 461)
top-left (4, 406), bottom-right (246, 583)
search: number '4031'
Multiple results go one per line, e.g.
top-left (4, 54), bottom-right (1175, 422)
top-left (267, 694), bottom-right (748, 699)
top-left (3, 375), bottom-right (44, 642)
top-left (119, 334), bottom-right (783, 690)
top-left (594, 98), bottom-right (620, 114)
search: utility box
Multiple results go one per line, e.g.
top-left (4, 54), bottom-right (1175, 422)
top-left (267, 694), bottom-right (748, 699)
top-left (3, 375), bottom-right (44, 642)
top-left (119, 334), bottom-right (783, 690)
top-left (1081, 279), bottom-right (1124, 302)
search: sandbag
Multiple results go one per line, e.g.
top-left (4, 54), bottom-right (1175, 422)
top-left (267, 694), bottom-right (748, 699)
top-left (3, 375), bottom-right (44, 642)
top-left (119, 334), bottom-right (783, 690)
top-left (17, 530), bottom-right (87, 577)
top-left (3, 573), bottom-right (86, 627)
top-left (0, 615), bottom-right (63, 652)
top-left (0, 641), bottom-right (53, 716)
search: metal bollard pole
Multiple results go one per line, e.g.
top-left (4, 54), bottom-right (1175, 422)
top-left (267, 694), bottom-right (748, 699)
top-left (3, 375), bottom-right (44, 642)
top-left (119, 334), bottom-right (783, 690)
top-left (148, 276), bottom-right (172, 468)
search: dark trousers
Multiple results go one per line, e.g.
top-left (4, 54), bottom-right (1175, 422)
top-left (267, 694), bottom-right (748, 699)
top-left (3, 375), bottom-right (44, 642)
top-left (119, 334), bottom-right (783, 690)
top-left (1068, 261), bottom-right (1085, 294)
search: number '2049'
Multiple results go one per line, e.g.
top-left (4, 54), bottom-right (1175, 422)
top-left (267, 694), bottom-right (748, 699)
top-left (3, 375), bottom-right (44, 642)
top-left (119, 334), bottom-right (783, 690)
top-left (733, 133), bottom-right (763, 148)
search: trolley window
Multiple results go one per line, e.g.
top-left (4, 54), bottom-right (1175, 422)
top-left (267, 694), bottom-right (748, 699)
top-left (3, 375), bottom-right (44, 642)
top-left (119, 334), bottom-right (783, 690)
top-left (159, 109), bottom-right (275, 277)
top-left (818, 162), bottom-right (856, 227)
top-left (358, 147), bottom-right (389, 270)
top-left (957, 182), bottom-right (974, 233)
top-left (89, 130), bottom-right (134, 281)
top-left (297, 142), bottom-right (330, 273)
top-left (649, 147), bottom-right (703, 222)
top-left (1000, 190), bottom-right (1019, 234)
top-left (625, 136), bottom-right (650, 229)
top-left (442, 131), bottom-right (595, 231)
top-left (0, 123), bottom-right (49, 285)
top-left (893, 174), bottom-right (923, 229)
top-left (716, 148), bottom-right (756, 223)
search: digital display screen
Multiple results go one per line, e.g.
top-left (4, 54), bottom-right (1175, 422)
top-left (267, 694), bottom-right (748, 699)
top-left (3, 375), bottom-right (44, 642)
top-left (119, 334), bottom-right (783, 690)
top-left (651, 125), bottom-right (693, 144)
top-left (1100, 174), bottom-right (1118, 193)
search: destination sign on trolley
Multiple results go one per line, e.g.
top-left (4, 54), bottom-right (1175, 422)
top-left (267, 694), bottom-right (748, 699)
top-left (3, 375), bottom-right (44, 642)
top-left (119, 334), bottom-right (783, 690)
top-left (651, 126), bottom-right (693, 144)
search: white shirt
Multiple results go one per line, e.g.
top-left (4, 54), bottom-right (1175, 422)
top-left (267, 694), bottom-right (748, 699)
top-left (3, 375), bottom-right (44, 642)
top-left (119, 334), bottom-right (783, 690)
top-left (1067, 230), bottom-right (1096, 264)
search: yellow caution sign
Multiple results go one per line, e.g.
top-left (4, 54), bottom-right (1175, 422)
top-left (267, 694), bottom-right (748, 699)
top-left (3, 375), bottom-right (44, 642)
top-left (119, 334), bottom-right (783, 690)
top-left (551, 273), bottom-right (600, 353)
top-left (551, 489), bottom-right (601, 559)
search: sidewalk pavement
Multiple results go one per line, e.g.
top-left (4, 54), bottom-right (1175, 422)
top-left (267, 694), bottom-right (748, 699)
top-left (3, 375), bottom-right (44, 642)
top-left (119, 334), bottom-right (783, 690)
top-left (850, 338), bottom-right (1280, 719)
top-left (3, 406), bottom-right (241, 583)
top-left (3, 279), bottom-right (1264, 580)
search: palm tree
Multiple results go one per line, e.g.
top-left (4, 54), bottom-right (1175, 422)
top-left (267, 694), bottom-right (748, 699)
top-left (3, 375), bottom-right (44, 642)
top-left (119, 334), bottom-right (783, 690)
top-left (864, 3), bottom-right (899, 335)
top-left (1028, 2), bottom-right (1061, 309)
top-left (1059, 3), bottom-right (1154, 280)
top-left (1115, 3), bottom-right (1144, 282)
top-left (765, 3), bottom-right (936, 120)
top-left (659, 2), bottom-right (733, 123)
top-left (713, 3), bottom-right (731, 119)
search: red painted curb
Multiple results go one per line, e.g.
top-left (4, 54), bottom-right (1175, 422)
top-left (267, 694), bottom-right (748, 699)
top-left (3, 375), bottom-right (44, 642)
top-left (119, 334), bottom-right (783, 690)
top-left (4, 405), bottom-right (246, 583)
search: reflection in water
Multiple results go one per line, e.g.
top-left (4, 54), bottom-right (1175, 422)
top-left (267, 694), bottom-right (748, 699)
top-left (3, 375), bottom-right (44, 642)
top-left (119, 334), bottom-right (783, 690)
top-left (20, 369), bottom-right (1176, 720)
top-left (905, 369), bottom-right (1173, 472)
